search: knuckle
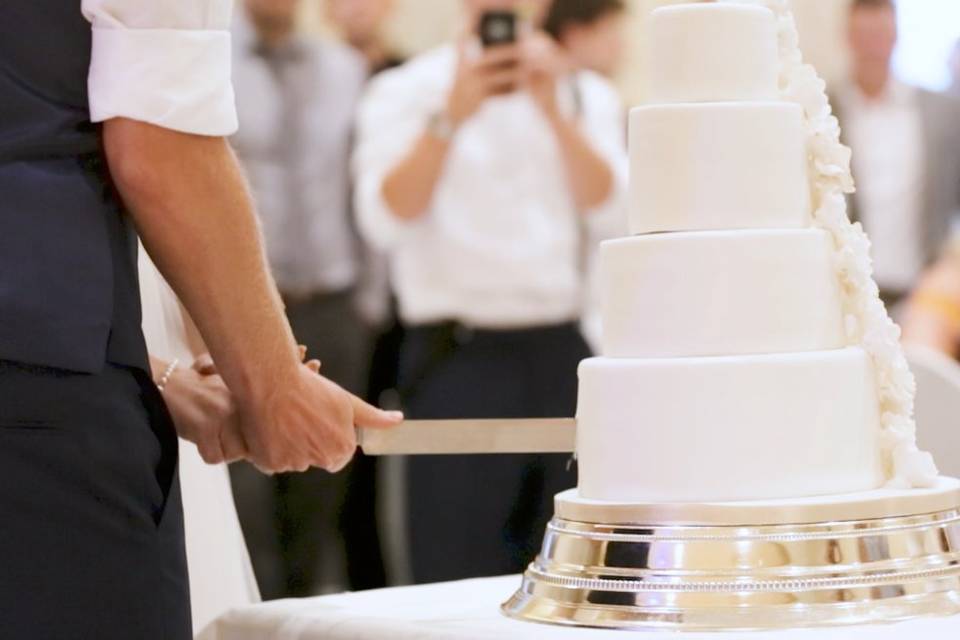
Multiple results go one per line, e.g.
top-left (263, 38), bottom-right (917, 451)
top-left (329, 446), bottom-right (354, 473)
top-left (197, 443), bottom-right (220, 465)
top-left (221, 443), bottom-right (243, 463)
top-left (260, 448), bottom-right (287, 474)
top-left (314, 451), bottom-right (335, 473)
top-left (285, 455), bottom-right (307, 473)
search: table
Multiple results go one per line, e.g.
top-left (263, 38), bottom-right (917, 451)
top-left (211, 575), bottom-right (960, 640)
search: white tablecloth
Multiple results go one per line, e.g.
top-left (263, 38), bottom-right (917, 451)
top-left (212, 575), bottom-right (960, 640)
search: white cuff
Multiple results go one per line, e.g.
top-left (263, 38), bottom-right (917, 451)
top-left (355, 175), bottom-right (418, 251)
top-left (88, 27), bottom-right (238, 136)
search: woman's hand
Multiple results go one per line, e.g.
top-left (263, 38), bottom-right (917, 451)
top-left (523, 31), bottom-right (570, 120)
top-left (445, 39), bottom-right (524, 127)
top-left (160, 363), bottom-right (247, 465)
top-left (902, 258), bottom-right (960, 358)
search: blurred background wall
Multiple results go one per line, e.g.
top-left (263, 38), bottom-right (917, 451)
top-left (303, 0), bottom-right (960, 102)
top-left (302, 0), bottom-right (853, 104)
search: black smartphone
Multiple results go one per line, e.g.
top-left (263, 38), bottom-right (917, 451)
top-left (479, 10), bottom-right (517, 48)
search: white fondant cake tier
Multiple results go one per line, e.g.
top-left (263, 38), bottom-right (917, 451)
top-left (576, 348), bottom-right (884, 503)
top-left (556, 477), bottom-right (960, 526)
top-left (600, 229), bottom-right (845, 358)
top-left (646, 4), bottom-right (779, 104)
top-left (629, 102), bottom-right (810, 235)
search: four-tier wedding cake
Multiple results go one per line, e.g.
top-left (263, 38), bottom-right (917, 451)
top-left (576, 0), bottom-right (940, 504)
top-left (504, 1), bottom-right (960, 630)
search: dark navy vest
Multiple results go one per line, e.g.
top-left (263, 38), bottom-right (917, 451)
top-left (0, 1), bottom-right (148, 373)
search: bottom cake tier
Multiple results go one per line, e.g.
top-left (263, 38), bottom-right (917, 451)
top-left (576, 347), bottom-right (884, 502)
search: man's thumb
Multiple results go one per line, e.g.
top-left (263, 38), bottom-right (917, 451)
top-left (352, 394), bottom-right (403, 429)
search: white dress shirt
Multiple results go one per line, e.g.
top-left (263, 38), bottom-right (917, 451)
top-left (353, 46), bottom-right (627, 329)
top-left (843, 80), bottom-right (925, 293)
top-left (82, 0), bottom-right (238, 136)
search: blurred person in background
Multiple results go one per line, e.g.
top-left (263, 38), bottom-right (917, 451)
top-left (543, 0), bottom-right (630, 351)
top-left (832, 0), bottom-right (960, 311)
top-left (900, 39), bottom-right (960, 357)
top-left (902, 240), bottom-right (960, 359)
top-left (326, 0), bottom-right (409, 590)
top-left (950, 38), bottom-right (960, 95)
top-left (326, 0), bottom-right (403, 73)
top-left (229, 0), bottom-right (382, 598)
top-left (543, 0), bottom-right (626, 78)
top-left (353, 0), bottom-right (627, 583)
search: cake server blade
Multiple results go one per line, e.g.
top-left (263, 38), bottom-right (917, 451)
top-left (356, 418), bottom-right (576, 455)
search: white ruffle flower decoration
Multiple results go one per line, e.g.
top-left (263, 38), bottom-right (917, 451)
top-left (723, 0), bottom-right (938, 487)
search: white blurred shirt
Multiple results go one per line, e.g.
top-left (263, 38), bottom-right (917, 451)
top-left (843, 80), bottom-right (925, 293)
top-left (82, 0), bottom-right (238, 136)
top-left (353, 46), bottom-right (627, 329)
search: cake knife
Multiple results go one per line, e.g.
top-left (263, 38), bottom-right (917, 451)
top-left (356, 418), bottom-right (576, 455)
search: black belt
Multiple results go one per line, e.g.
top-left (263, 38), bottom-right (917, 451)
top-left (399, 320), bottom-right (580, 399)
top-left (280, 286), bottom-right (354, 306)
top-left (405, 320), bottom-right (579, 344)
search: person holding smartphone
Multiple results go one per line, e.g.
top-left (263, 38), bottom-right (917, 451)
top-left (353, 0), bottom-right (627, 583)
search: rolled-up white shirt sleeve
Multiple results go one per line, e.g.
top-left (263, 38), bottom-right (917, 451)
top-left (577, 72), bottom-right (629, 354)
top-left (82, 0), bottom-right (238, 136)
top-left (352, 69), bottom-right (437, 251)
top-left (578, 72), bottom-right (629, 223)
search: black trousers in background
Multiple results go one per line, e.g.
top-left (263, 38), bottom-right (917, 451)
top-left (230, 289), bottom-right (380, 598)
top-left (341, 312), bottom-right (407, 590)
top-left (0, 360), bottom-right (190, 640)
top-left (399, 322), bottom-right (588, 584)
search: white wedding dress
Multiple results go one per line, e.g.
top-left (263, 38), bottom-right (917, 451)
top-left (138, 250), bottom-right (260, 638)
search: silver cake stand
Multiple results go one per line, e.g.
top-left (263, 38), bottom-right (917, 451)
top-left (502, 477), bottom-right (960, 631)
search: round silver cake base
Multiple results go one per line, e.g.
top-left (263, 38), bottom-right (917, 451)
top-left (502, 479), bottom-right (960, 631)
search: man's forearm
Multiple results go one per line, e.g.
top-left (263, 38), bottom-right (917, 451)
top-left (548, 114), bottom-right (614, 212)
top-left (104, 118), bottom-right (300, 406)
top-left (380, 130), bottom-right (452, 220)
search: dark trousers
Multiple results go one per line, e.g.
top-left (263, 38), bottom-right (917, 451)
top-left (399, 322), bottom-right (588, 584)
top-left (230, 289), bottom-right (378, 598)
top-left (341, 313), bottom-right (407, 590)
top-left (0, 360), bottom-right (189, 640)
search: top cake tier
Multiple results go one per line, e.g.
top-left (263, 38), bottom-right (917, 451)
top-left (647, 4), bottom-right (779, 104)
